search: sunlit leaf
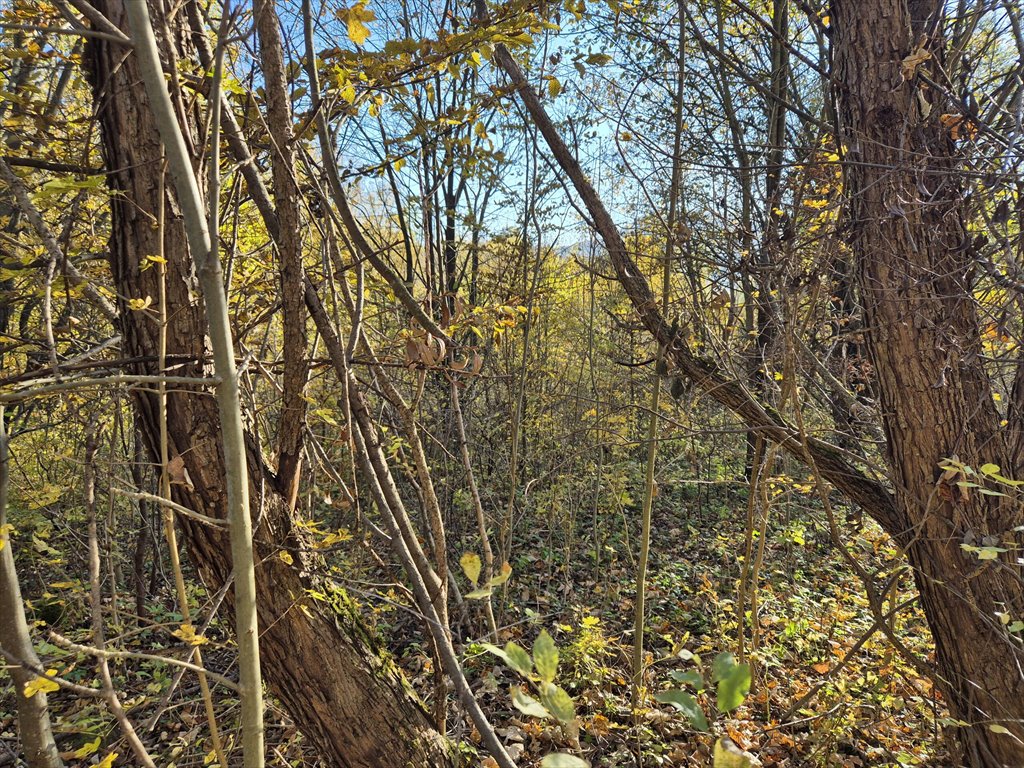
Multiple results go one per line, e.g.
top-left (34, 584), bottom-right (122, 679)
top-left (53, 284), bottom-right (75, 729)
top-left (73, 737), bottom-right (100, 759)
top-left (511, 686), bottom-right (550, 718)
top-left (713, 738), bottom-right (755, 767)
top-left (344, 2), bottom-right (375, 45)
top-left (541, 754), bottom-right (589, 768)
top-left (23, 670), bottom-right (59, 698)
top-left (533, 629), bottom-right (558, 683)
top-left (460, 552), bottom-right (482, 586)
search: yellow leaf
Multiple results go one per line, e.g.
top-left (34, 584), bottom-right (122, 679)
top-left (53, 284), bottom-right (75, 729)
top-left (24, 670), bottom-right (60, 698)
top-left (547, 77), bottom-right (561, 98)
top-left (128, 296), bottom-right (153, 311)
top-left (172, 623), bottom-right (209, 646)
top-left (345, 2), bottom-right (375, 45)
top-left (460, 552), bottom-right (482, 586)
top-left (279, 550), bottom-right (294, 565)
top-left (96, 752), bottom-right (118, 768)
top-left (73, 737), bottom-right (101, 759)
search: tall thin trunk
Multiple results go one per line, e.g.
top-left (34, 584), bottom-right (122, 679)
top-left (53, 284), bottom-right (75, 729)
top-left (0, 406), bottom-right (63, 768)
top-left (122, 3), bottom-right (264, 763)
top-left (632, 0), bottom-right (685, 703)
top-left (253, 0), bottom-right (308, 507)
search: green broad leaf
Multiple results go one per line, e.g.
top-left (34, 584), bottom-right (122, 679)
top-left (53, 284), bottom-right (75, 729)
top-left (539, 682), bottom-right (575, 723)
top-left (980, 463), bottom-right (1001, 475)
top-left (713, 737), bottom-right (755, 768)
top-left (669, 670), bottom-right (705, 690)
top-left (541, 754), bottom-right (590, 768)
top-left (1007, 621), bottom-right (1024, 633)
top-left (653, 689), bottom-right (709, 731)
top-left (505, 642), bottom-right (533, 676)
top-left (534, 629), bottom-right (559, 683)
top-left (716, 663), bottom-right (751, 713)
top-left (712, 651), bottom-right (737, 683)
top-left (989, 724), bottom-right (1012, 735)
top-left (460, 552), bottom-right (482, 586)
top-left (481, 642), bottom-right (532, 676)
top-left (511, 686), bottom-right (550, 718)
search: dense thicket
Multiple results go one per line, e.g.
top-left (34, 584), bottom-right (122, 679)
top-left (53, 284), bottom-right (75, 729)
top-left (1, 0), bottom-right (1022, 766)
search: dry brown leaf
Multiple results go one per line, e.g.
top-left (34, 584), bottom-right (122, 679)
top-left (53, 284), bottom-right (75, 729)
top-left (900, 36), bottom-right (930, 81)
top-left (166, 455), bottom-right (194, 490)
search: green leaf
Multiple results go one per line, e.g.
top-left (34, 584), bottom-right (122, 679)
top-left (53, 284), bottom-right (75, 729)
top-left (481, 642), bottom-right (532, 676)
top-left (716, 663), bottom-right (751, 713)
top-left (712, 651), bottom-right (737, 683)
top-left (505, 642), bottom-right (533, 676)
top-left (534, 629), bottom-right (559, 683)
top-left (539, 682), bottom-right (575, 723)
top-left (669, 670), bottom-right (705, 690)
top-left (989, 724), bottom-right (1012, 735)
top-left (460, 552), bottom-right (482, 586)
top-left (980, 463), bottom-right (1000, 476)
top-left (713, 737), bottom-right (755, 768)
top-left (653, 689), bottom-right (709, 731)
top-left (541, 754), bottom-right (590, 768)
top-left (511, 686), bottom-right (550, 718)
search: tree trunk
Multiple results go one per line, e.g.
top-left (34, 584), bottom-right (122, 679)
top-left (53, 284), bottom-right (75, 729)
top-left (832, 0), bottom-right (1024, 764)
top-left (0, 407), bottom-right (63, 768)
top-left (84, 3), bottom-right (454, 766)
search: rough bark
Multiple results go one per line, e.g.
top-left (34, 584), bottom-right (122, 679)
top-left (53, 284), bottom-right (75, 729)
top-left (833, 0), bottom-right (1024, 764)
top-left (85, 3), bottom-right (454, 766)
top-left (252, 0), bottom-right (308, 507)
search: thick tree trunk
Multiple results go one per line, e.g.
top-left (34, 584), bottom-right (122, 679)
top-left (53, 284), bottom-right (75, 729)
top-left (832, 1), bottom-right (1024, 764)
top-left (84, 3), bottom-right (454, 766)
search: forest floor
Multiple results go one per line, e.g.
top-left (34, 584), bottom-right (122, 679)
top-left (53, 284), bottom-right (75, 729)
top-left (0, 489), bottom-right (946, 768)
top-left (443, 489), bottom-right (948, 768)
